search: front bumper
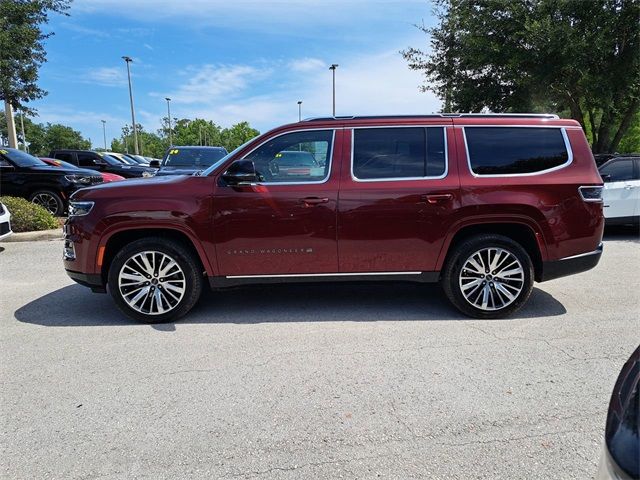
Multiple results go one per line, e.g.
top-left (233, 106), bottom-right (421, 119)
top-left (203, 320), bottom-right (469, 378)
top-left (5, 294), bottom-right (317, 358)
top-left (65, 269), bottom-right (106, 293)
top-left (538, 243), bottom-right (603, 282)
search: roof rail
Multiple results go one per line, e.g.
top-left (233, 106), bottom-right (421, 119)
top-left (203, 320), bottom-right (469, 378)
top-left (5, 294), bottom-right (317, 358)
top-left (302, 113), bottom-right (560, 121)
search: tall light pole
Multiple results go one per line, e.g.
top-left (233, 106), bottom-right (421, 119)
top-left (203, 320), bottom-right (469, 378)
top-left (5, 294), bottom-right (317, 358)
top-left (165, 97), bottom-right (172, 146)
top-left (101, 120), bottom-right (107, 150)
top-left (329, 64), bottom-right (338, 117)
top-left (19, 110), bottom-right (27, 152)
top-left (122, 56), bottom-right (139, 154)
top-left (297, 100), bottom-right (302, 122)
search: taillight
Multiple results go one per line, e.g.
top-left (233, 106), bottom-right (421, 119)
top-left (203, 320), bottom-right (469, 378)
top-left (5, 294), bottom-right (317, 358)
top-left (578, 186), bottom-right (603, 202)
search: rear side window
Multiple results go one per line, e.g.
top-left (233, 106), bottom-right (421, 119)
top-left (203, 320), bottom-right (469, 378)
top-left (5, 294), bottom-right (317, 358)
top-left (353, 127), bottom-right (446, 180)
top-left (465, 127), bottom-right (570, 175)
top-left (77, 153), bottom-right (97, 167)
top-left (54, 152), bottom-right (74, 163)
top-left (599, 160), bottom-right (635, 182)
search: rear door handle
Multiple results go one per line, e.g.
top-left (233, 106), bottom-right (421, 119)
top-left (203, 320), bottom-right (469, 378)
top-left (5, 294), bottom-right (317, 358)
top-left (421, 193), bottom-right (453, 204)
top-left (301, 197), bottom-right (329, 206)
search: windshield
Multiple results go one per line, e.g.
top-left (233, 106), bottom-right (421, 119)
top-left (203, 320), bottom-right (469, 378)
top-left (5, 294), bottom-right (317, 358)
top-left (202, 137), bottom-right (258, 176)
top-left (0, 148), bottom-right (46, 167)
top-left (99, 153), bottom-right (123, 166)
top-left (164, 148), bottom-right (227, 168)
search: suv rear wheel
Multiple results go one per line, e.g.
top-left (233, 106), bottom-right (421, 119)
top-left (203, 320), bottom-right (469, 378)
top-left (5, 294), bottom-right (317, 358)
top-left (107, 237), bottom-right (203, 323)
top-left (442, 234), bottom-right (534, 319)
top-left (29, 190), bottom-right (64, 216)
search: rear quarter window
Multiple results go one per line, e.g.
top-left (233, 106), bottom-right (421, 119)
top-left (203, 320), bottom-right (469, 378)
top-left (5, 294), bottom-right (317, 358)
top-left (464, 127), bottom-right (570, 175)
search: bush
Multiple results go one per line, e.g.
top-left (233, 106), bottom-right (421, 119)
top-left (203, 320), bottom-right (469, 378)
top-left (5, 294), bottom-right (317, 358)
top-left (0, 196), bottom-right (59, 232)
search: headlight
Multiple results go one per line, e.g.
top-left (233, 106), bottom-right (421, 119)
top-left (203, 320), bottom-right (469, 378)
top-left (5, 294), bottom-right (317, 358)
top-left (65, 174), bottom-right (92, 185)
top-left (68, 201), bottom-right (94, 217)
top-left (142, 171), bottom-right (154, 178)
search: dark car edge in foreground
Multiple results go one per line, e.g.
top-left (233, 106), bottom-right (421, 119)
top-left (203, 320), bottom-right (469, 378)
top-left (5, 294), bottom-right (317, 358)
top-left (63, 114), bottom-right (604, 323)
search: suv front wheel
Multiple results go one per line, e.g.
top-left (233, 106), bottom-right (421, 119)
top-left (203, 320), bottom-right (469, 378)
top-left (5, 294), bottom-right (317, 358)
top-left (442, 234), bottom-right (534, 319)
top-left (107, 237), bottom-right (203, 323)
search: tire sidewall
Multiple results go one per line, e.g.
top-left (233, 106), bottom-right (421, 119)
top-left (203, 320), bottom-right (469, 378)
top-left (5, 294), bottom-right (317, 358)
top-left (444, 235), bottom-right (534, 319)
top-left (29, 190), bottom-right (64, 216)
top-left (107, 239), bottom-right (202, 323)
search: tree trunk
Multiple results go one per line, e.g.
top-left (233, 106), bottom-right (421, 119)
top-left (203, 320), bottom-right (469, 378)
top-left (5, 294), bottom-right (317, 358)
top-left (609, 98), bottom-right (640, 152)
top-left (3, 100), bottom-right (18, 148)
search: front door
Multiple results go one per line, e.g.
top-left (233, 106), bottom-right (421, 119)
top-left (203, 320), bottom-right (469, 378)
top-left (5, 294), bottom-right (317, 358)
top-left (337, 124), bottom-right (459, 273)
top-left (213, 129), bottom-right (342, 276)
top-left (601, 159), bottom-right (637, 219)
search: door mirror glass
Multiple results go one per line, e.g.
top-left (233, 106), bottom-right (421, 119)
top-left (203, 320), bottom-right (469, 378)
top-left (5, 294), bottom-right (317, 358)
top-left (222, 160), bottom-right (259, 185)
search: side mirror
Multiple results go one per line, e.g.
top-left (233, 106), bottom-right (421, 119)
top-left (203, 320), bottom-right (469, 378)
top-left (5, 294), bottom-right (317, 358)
top-left (149, 160), bottom-right (160, 168)
top-left (222, 160), bottom-right (259, 185)
top-left (600, 174), bottom-right (611, 183)
top-left (93, 159), bottom-right (107, 167)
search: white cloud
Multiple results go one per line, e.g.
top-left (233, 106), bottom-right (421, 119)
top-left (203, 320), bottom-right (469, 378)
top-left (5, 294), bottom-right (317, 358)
top-left (84, 67), bottom-right (126, 87)
top-left (143, 43), bottom-right (154, 51)
top-left (288, 58), bottom-right (326, 73)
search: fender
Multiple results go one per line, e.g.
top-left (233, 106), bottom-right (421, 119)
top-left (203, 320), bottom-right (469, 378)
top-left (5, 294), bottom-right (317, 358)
top-left (96, 219), bottom-right (216, 276)
top-left (434, 214), bottom-right (549, 271)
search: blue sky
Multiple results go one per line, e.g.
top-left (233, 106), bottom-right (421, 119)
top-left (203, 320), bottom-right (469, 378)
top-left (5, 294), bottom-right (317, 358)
top-left (33, 0), bottom-right (441, 147)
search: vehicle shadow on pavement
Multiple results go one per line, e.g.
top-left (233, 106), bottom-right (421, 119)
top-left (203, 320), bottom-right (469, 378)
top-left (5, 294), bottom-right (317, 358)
top-left (603, 225), bottom-right (640, 242)
top-left (14, 282), bottom-right (566, 328)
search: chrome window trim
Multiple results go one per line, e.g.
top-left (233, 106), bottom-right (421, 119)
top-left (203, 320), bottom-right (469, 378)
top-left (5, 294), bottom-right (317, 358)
top-left (235, 128), bottom-right (336, 186)
top-left (350, 125), bottom-right (450, 183)
top-left (462, 126), bottom-right (574, 178)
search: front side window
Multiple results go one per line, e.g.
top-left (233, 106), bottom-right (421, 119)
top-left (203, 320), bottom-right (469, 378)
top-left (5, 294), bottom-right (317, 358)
top-left (465, 127), bottom-right (570, 175)
top-left (352, 127), bottom-right (446, 180)
top-left (600, 160), bottom-right (634, 182)
top-left (242, 130), bottom-right (333, 183)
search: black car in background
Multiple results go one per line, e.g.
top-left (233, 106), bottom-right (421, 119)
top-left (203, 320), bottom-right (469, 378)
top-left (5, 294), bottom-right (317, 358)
top-left (151, 146), bottom-right (228, 176)
top-left (0, 148), bottom-right (103, 216)
top-left (597, 346), bottom-right (639, 479)
top-left (49, 149), bottom-right (155, 178)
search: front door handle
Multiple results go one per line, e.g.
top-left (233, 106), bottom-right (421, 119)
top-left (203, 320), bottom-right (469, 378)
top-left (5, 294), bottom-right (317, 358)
top-left (301, 197), bottom-right (329, 206)
top-left (421, 193), bottom-right (453, 204)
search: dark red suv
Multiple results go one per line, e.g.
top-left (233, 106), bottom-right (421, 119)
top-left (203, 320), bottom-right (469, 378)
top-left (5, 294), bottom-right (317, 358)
top-left (63, 114), bottom-right (604, 323)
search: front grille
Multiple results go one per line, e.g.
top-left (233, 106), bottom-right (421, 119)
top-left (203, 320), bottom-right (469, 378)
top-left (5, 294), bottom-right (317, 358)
top-left (90, 176), bottom-right (104, 185)
top-left (0, 221), bottom-right (10, 236)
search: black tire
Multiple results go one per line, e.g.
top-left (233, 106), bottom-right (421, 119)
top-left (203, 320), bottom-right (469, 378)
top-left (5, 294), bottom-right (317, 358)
top-left (442, 234), bottom-right (534, 319)
top-left (29, 190), bottom-right (64, 216)
top-left (107, 237), bottom-right (203, 323)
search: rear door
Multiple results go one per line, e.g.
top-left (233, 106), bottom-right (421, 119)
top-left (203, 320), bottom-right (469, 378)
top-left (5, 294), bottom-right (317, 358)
top-left (213, 128), bottom-right (342, 276)
top-left (337, 122), bottom-right (460, 273)
top-left (600, 159), bottom-right (637, 219)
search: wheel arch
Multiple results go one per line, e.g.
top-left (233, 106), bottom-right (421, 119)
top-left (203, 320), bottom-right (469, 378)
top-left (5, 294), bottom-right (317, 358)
top-left (99, 226), bottom-right (213, 284)
top-left (437, 220), bottom-right (546, 282)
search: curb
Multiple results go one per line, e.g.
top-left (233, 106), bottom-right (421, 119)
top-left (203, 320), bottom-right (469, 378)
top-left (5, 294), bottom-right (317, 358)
top-left (1, 229), bottom-right (63, 243)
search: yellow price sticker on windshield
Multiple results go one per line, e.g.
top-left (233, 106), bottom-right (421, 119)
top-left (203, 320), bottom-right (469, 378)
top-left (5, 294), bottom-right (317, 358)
top-left (170, 149), bottom-right (179, 154)
top-left (0, 149), bottom-right (7, 154)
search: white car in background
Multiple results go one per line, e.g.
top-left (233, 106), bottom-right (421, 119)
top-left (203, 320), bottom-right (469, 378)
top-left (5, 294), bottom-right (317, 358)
top-left (599, 156), bottom-right (640, 226)
top-left (0, 202), bottom-right (12, 241)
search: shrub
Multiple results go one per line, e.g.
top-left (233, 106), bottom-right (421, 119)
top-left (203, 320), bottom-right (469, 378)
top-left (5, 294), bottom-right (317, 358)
top-left (0, 196), bottom-right (59, 232)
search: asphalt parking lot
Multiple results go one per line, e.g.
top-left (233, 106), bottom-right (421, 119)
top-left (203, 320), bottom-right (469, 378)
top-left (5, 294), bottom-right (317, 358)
top-left (1, 228), bottom-right (638, 480)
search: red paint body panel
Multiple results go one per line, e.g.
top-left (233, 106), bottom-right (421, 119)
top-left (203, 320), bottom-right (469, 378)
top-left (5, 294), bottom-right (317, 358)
top-left (64, 115), bottom-right (604, 286)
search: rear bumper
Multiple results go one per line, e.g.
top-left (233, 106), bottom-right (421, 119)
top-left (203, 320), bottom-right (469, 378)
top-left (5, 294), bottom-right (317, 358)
top-left (538, 243), bottom-right (603, 282)
top-left (65, 269), bottom-right (106, 293)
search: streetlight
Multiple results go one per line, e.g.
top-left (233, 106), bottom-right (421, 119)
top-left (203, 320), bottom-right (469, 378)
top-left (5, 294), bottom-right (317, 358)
top-left (297, 100), bottom-right (303, 122)
top-left (165, 97), bottom-right (172, 146)
top-left (329, 64), bottom-right (338, 117)
top-left (121, 56), bottom-right (139, 154)
top-left (101, 120), bottom-right (107, 150)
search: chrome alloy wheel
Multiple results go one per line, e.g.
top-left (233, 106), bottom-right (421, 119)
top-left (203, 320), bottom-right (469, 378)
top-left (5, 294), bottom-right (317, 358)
top-left (458, 247), bottom-right (525, 311)
top-left (118, 251), bottom-right (186, 315)
top-left (31, 193), bottom-right (59, 214)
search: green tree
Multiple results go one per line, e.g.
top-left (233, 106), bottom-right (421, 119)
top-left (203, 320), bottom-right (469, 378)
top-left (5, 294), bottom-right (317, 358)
top-left (403, 0), bottom-right (640, 153)
top-left (0, 0), bottom-right (71, 111)
top-left (112, 124), bottom-right (165, 158)
top-left (220, 121), bottom-right (260, 151)
top-left (165, 118), bottom-right (223, 148)
top-left (43, 123), bottom-right (90, 151)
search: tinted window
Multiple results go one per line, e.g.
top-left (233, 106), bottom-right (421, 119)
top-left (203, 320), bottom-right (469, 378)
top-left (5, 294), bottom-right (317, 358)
top-left (353, 127), bottom-right (446, 180)
top-left (164, 148), bottom-right (227, 168)
top-left (600, 160), bottom-right (634, 182)
top-left (242, 130), bottom-right (333, 183)
top-left (77, 153), bottom-right (97, 167)
top-left (0, 148), bottom-right (44, 167)
top-left (465, 127), bottom-right (569, 175)
top-left (54, 152), bottom-right (74, 163)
